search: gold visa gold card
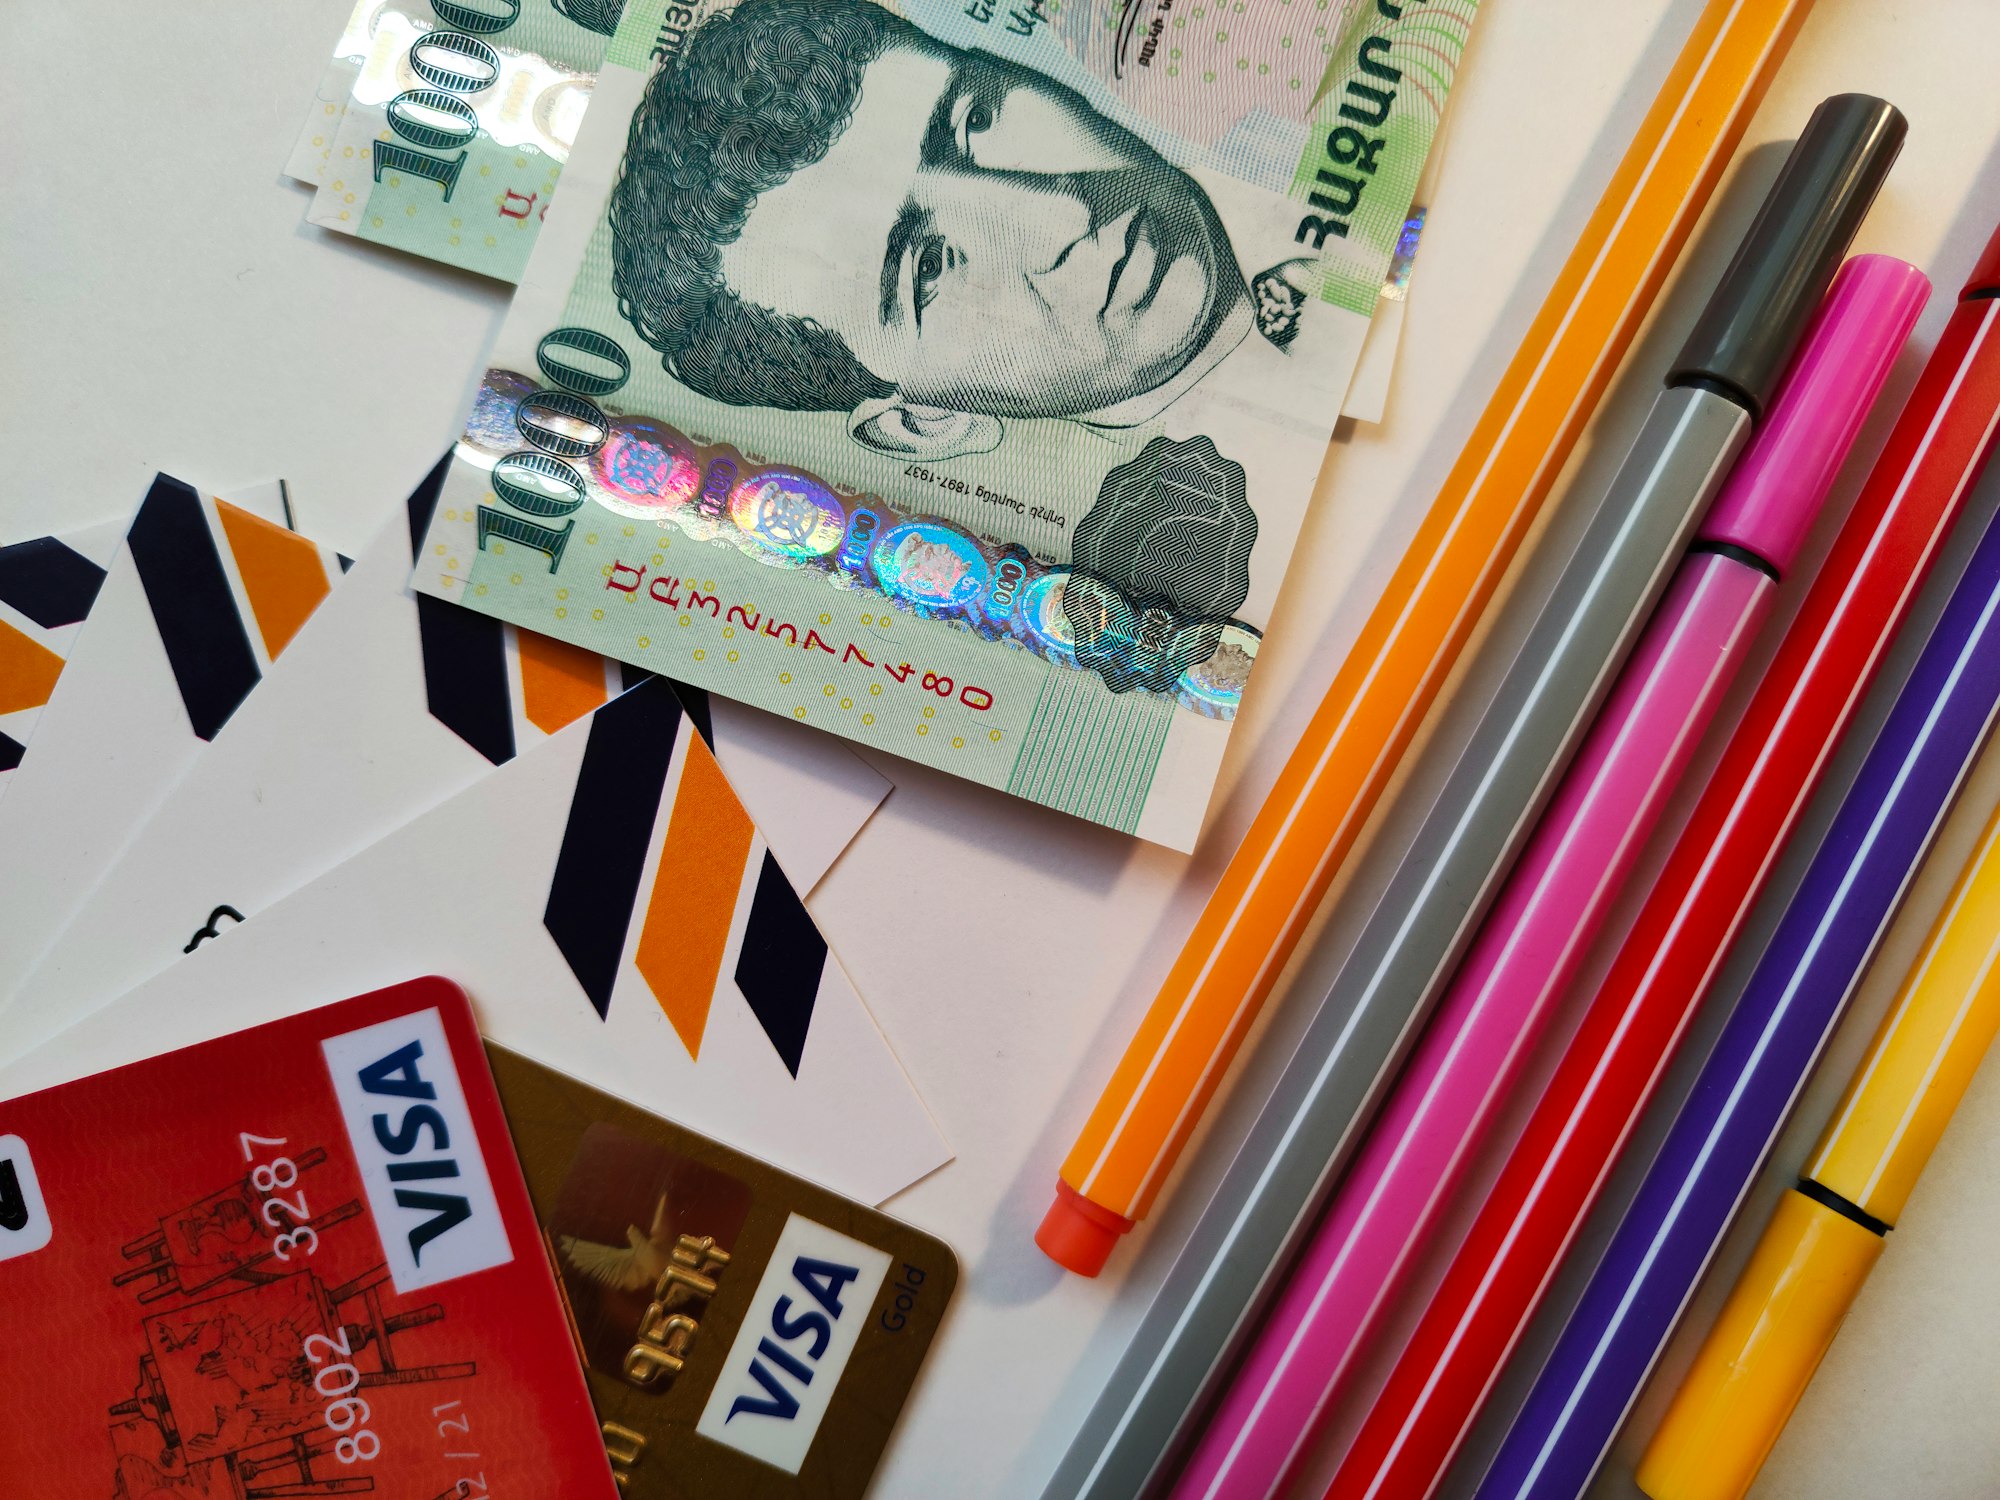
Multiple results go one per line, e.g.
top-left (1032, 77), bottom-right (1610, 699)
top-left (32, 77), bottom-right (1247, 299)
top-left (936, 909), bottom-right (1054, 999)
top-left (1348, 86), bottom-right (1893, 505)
top-left (487, 1045), bottom-right (958, 1497)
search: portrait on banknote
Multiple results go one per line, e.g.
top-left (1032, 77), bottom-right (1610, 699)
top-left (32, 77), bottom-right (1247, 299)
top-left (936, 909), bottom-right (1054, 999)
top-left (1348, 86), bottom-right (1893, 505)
top-left (412, 0), bottom-right (1474, 846)
top-left (608, 0), bottom-right (1312, 463)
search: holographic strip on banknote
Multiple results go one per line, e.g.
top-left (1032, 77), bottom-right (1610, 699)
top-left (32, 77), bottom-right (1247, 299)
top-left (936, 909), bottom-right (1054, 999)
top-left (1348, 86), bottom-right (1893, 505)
top-left (460, 370), bottom-right (1260, 719)
top-left (412, 0), bottom-right (1478, 848)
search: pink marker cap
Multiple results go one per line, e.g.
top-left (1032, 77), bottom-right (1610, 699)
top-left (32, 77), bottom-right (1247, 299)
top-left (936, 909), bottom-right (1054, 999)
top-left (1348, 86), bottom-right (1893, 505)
top-left (1698, 254), bottom-right (1931, 572)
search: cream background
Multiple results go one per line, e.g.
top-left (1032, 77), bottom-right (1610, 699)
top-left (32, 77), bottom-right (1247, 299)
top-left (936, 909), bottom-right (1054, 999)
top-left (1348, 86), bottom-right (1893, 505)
top-left (6, 2), bottom-right (2000, 1496)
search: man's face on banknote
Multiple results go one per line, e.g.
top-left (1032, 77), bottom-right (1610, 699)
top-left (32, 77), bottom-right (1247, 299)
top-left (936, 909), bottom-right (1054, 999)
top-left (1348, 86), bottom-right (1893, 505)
top-left (611, 0), bottom-right (1251, 459)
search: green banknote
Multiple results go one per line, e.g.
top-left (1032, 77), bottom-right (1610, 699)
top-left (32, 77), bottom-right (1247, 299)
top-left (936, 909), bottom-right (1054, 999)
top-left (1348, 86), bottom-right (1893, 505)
top-left (411, 0), bottom-right (1477, 848)
top-left (284, 2), bottom-right (371, 187)
top-left (294, 0), bottom-right (618, 281)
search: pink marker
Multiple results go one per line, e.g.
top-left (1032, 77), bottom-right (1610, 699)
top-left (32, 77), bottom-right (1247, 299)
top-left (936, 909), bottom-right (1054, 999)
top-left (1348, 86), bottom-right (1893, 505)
top-left (1170, 254), bottom-right (1928, 1500)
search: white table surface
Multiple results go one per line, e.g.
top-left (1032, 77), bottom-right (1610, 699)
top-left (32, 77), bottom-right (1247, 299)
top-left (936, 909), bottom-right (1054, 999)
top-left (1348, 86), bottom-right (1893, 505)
top-left (8, 3), bottom-right (2000, 1497)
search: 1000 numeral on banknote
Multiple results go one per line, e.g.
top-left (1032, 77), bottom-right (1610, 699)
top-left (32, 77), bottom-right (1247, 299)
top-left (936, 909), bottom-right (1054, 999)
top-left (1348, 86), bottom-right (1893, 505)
top-left (292, 0), bottom-right (621, 280)
top-left (412, 0), bottom-right (1475, 849)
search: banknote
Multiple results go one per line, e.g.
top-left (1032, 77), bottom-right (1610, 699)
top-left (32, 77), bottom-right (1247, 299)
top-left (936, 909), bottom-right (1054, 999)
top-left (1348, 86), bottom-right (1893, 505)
top-left (295, 0), bottom-right (619, 281)
top-left (287, 0), bottom-right (1440, 433)
top-left (284, 0), bottom-right (373, 187)
top-left (410, 0), bottom-right (1477, 848)
top-left (1345, 85), bottom-right (1457, 424)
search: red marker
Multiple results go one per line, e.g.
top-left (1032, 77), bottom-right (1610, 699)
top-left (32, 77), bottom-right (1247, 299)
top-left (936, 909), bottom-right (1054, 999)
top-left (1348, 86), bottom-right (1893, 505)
top-left (1326, 221), bottom-right (2000, 1500)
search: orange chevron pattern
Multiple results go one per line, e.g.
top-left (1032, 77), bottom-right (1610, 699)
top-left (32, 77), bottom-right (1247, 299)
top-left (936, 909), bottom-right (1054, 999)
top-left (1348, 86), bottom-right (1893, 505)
top-left (516, 628), bottom-right (611, 735)
top-left (0, 620), bottom-right (64, 716)
top-left (214, 500), bottom-right (334, 659)
top-left (633, 735), bottom-right (756, 1058)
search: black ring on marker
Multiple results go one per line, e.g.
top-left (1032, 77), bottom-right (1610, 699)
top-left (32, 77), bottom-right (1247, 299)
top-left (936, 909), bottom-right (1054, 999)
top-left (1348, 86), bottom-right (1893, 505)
top-left (1666, 371), bottom-right (1759, 416)
top-left (1689, 539), bottom-right (1782, 583)
top-left (1795, 1177), bottom-right (1891, 1237)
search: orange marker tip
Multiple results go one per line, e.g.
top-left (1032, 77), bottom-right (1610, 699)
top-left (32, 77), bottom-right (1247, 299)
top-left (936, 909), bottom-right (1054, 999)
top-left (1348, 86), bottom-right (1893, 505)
top-left (1037, 1180), bottom-right (1133, 1276)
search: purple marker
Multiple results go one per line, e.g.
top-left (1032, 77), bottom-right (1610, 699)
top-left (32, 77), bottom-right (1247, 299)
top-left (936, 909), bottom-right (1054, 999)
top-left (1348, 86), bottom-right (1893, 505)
top-left (1478, 438), bottom-right (2000, 1497)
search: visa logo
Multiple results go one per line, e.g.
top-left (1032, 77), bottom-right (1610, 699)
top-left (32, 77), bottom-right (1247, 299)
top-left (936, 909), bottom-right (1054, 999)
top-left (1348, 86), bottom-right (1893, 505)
top-left (696, 1214), bottom-right (891, 1474)
top-left (321, 1007), bottom-right (511, 1293)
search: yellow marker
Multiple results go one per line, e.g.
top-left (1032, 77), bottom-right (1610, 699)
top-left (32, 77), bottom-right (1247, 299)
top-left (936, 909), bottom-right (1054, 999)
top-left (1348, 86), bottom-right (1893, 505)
top-left (1639, 791), bottom-right (2000, 1500)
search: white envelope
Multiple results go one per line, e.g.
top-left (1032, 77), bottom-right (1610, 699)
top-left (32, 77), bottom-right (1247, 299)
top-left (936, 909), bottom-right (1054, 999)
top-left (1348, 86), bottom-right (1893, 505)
top-left (3, 460), bottom-right (888, 1062)
top-left (0, 483), bottom-right (291, 806)
top-left (2, 676), bottom-right (947, 1204)
top-left (0, 516), bottom-right (126, 804)
top-left (0, 476), bottom-right (346, 1018)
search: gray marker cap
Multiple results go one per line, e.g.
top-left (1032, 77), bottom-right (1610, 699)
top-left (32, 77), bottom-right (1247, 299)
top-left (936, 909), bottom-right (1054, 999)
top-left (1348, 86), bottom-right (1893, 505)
top-left (1671, 93), bottom-right (1907, 421)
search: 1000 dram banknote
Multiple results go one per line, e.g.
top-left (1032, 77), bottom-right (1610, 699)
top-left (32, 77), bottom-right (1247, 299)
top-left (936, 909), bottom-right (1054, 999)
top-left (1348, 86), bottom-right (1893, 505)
top-left (412, 0), bottom-right (1476, 849)
top-left (291, 0), bottom-right (620, 281)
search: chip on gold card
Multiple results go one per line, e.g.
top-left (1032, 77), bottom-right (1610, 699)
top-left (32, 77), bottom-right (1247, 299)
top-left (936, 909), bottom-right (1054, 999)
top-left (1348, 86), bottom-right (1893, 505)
top-left (487, 1046), bottom-right (959, 1497)
top-left (0, 977), bottom-right (617, 1496)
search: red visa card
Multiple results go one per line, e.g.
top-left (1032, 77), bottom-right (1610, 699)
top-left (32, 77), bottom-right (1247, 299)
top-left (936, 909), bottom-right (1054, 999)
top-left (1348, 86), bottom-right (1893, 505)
top-left (0, 976), bottom-right (618, 1498)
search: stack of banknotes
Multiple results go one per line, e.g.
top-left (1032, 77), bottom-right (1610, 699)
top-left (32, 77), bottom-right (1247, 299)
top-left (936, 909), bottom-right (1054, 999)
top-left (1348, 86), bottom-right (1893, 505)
top-left (281, 0), bottom-right (1475, 849)
top-left (0, 0), bottom-right (1473, 1490)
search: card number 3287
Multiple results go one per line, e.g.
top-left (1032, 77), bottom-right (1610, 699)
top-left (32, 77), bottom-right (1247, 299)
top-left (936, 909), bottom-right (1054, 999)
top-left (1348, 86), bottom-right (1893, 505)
top-left (239, 1131), bottom-right (319, 1259)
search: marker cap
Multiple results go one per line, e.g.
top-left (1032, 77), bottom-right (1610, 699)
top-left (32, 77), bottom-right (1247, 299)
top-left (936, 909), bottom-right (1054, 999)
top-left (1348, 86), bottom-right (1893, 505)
top-left (1965, 220), bottom-right (2000, 300)
top-left (1698, 255), bottom-right (1930, 570)
top-left (1672, 94), bottom-right (1906, 420)
top-left (1635, 1189), bottom-right (1884, 1500)
top-left (1037, 1180), bottom-right (1134, 1278)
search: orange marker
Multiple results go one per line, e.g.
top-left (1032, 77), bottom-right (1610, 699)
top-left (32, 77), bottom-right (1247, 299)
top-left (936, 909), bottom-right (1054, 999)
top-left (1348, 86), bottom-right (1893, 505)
top-left (1038, 0), bottom-right (1816, 1278)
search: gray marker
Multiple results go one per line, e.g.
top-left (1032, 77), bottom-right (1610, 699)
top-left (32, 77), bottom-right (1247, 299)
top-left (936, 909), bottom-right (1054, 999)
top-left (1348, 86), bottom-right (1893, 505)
top-left (1043, 93), bottom-right (1906, 1500)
